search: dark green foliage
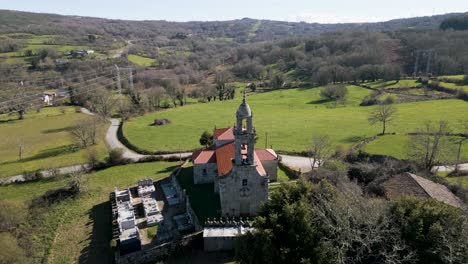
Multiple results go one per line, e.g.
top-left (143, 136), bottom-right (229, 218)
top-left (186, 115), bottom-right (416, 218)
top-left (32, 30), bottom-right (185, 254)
top-left (440, 16), bottom-right (468, 30)
top-left (236, 180), bottom-right (414, 264)
top-left (390, 197), bottom-right (468, 264)
top-left (320, 84), bottom-right (348, 105)
top-left (236, 179), bottom-right (468, 264)
top-left (199, 131), bottom-right (213, 147)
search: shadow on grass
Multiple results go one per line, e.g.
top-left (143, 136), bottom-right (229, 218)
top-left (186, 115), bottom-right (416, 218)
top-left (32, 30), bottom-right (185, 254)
top-left (78, 201), bottom-right (113, 264)
top-left (1, 144), bottom-right (79, 165)
top-left (176, 166), bottom-right (220, 223)
top-left (41, 126), bottom-right (74, 134)
top-left (157, 165), bottom-right (181, 174)
top-left (307, 99), bottom-right (330, 105)
top-left (341, 135), bottom-right (367, 144)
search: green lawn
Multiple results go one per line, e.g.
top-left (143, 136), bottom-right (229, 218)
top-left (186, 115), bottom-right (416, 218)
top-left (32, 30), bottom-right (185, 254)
top-left (364, 134), bottom-right (468, 161)
top-left (177, 164), bottom-right (220, 223)
top-left (128, 54), bottom-right (156, 66)
top-left (438, 82), bottom-right (468, 92)
top-left (123, 85), bottom-right (468, 156)
top-left (439, 75), bottom-right (465, 81)
top-left (436, 171), bottom-right (468, 188)
top-left (0, 161), bottom-right (180, 263)
top-left (0, 107), bottom-right (108, 177)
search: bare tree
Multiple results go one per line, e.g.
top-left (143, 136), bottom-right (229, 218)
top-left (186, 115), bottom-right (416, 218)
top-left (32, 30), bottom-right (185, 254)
top-left (368, 103), bottom-right (397, 135)
top-left (68, 170), bottom-right (87, 194)
top-left (69, 118), bottom-right (99, 148)
top-left (309, 134), bottom-right (334, 170)
top-left (10, 85), bottom-right (30, 120)
top-left (454, 120), bottom-right (468, 174)
top-left (89, 87), bottom-right (114, 119)
top-left (408, 121), bottom-right (452, 170)
top-left (145, 86), bottom-right (166, 109)
top-left (215, 70), bottom-right (232, 101)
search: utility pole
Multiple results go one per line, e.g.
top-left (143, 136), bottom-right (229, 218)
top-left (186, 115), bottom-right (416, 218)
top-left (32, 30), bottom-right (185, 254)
top-left (265, 132), bottom-right (268, 148)
top-left (426, 50), bottom-right (433, 76)
top-left (114, 65), bottom-right (123, 111)
top-left (413, 50), bottom-right (420, 77)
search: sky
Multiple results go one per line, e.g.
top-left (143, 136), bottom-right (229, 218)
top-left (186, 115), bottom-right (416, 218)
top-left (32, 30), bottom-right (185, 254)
top-left (1, 0), bottom-right (468, 23)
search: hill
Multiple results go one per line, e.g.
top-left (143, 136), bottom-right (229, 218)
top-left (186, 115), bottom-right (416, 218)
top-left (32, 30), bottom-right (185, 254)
top-left (0, 9), bottom-right (467, 42)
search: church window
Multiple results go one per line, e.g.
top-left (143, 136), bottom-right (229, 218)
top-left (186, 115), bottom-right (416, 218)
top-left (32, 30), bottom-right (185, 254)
top-left (242, 179), bottom-right (248, 186)
top-left (202, 168), bottom-right (207, 176)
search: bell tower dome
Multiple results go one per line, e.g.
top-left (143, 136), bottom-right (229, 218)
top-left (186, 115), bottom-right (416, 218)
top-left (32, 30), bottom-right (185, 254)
top-left (234, 91), bottom-right (256, 166)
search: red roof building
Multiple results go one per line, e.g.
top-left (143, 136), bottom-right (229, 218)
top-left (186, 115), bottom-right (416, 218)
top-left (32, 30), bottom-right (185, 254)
top-left (192, 94), bottom-right (278, 216)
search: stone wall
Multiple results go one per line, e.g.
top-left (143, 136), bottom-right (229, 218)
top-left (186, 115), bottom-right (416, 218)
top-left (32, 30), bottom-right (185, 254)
top-left (218, 165), bottom-right (268, 216)
top-left (193, 163), bottom-right (217, 184)
top-left (261, 160), bottom-right (278, 182)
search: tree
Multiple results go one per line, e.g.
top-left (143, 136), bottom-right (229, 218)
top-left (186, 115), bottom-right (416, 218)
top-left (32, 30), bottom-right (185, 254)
top-left (236, 180), bottom-right (413, 264)
top-left (408, 121), bottom-right (452, 170)
top-left (454, 120), bottom-right (468, 174)
top-left (269, 73), bottom-right (284, 90)
top-left (145, 86), bottom-right (166, 109)
top-left (319, 84), bottom-right (348, 107)
top-left (390, 197), bottom-right (468, 264)
top-left (309, 134), bottom-right (334, 170)
top-left (164, 79), bottom-right (183, 107)
top-left (368, 103), bottom-right (397, 135)
top-left (69, 118), bottom-right (98, 148)
top-left (89, 87), bottom-right (114, 119)
top-left (199, 131), bottom-right (213, 147)
top-left (68, 170), bottom-right (87, 194)
top-left (215, 70), bottom-right (232, 101)
top-left (10, 85), bottom-right (30, 120)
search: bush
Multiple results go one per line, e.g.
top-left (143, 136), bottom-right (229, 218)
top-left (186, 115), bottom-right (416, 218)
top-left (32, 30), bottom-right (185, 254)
top-left (106, 148), bottom-right (131, 166)
top-left (463, 75), bottom-right (468, 85)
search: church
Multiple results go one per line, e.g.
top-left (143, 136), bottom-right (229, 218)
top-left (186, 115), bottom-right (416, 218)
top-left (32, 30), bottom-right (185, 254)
top-left (192, 94), bottom-right (278, 216)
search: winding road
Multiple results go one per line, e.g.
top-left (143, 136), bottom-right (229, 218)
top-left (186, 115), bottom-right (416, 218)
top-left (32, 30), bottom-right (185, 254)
top-left (8, 108), bottom-right (462, 185)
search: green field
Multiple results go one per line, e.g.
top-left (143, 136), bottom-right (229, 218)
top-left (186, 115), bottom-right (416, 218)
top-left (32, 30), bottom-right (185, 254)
top-left (123, 85), bottom-right (468, 156)
top-left (438, 82), bottom-right (468, 92)
top-left (439, 75), bottom-right (465, 81)
top-left (364, 134), bottom-right (468, 161)
top-left (128, 54), bottom-right (156, 66)
top-left (0, 107), bottom-right (108, 177)
top-left (0, 161), bottom-right (179, 263)
top-left (0, 34), bottom-right (92, 63)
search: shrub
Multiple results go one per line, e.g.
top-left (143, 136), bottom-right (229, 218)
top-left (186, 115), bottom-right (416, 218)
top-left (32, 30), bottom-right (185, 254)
top-left (106, 148), bottom-right (129, 165)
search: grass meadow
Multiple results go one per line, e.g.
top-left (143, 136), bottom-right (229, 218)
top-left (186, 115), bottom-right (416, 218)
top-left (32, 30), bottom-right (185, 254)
top-left (123, 85), bottom-right (468, 157)
top-left (0, 161), bottom-right (180, 263)
top-left (0, 106), bottom-right (108, 177)
top-left (128, 54), bottom-right (156, 66)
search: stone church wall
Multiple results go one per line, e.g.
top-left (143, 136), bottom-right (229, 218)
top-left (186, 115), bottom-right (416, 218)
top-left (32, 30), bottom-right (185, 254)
top-left (218, 165), bottom-right (268, 217)
top-left (193, 163), bottom-right (217, 184)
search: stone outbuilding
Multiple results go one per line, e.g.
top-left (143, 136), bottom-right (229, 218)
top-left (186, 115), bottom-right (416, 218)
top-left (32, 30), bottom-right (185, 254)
top-left (382, 172), bottom-right (463, 208)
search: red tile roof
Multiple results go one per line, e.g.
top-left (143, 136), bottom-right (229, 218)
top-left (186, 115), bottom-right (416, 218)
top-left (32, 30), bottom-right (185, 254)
top-left (193, 150), bottom-right (216, 164)
top-left (255, 149), bottom-right (278, 161)
top-left (214, 127), bottom-right (234, 141)
top-left (215, 142), bottom-right (235, 176)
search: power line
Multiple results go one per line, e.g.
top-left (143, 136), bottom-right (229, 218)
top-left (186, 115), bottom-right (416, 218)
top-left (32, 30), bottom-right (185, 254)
top-left (0, 72), bottom-right (122, 115)
top-left (0, 66), bottom-right (116, 83)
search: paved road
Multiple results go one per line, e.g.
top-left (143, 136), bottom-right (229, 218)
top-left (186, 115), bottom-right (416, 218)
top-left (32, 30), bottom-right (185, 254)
top-left (280, 155), bottom-right (316, 173)
top-left (0, 107), bottom-right (333, 184)
top-left (0, 164), bottom-right (90, 185)
top-left (432, 163), bottom-right (468, 173)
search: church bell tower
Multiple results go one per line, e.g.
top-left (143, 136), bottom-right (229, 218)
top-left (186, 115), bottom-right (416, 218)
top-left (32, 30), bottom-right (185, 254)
top-left (234, 91), bottom-right (255, 166)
